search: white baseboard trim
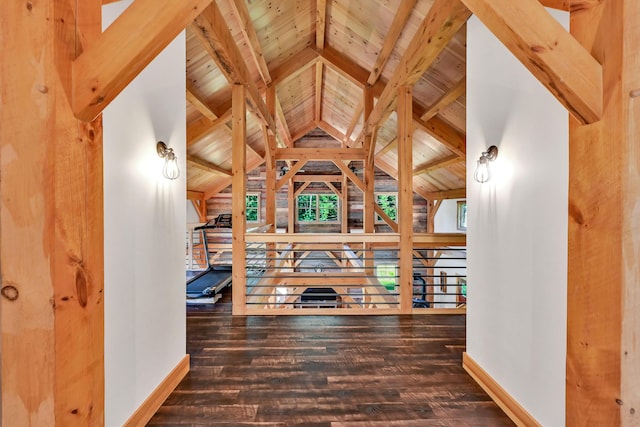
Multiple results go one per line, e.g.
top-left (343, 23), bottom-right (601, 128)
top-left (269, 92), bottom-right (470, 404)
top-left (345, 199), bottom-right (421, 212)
top-left (462, 352), bottom-right (541, 427)
top-left (123, 354), bottom-right (190, 427)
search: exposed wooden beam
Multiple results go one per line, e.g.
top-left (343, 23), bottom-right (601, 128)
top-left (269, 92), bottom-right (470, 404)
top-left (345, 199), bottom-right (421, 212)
top-left (374, 205), bottom-right (399, 232)
top-left (187, 190), bottom-right (205, 200)
top-left (231, 84), bottom-right (247, 315)
top-left (187, 155), bottom-right (233, 176)
top-left (325, 181), bottom-right (342, 198)
top-left (203, 156), bottom-right (264, 200)
top-left (412, 110), bottom-right (466, 157)
top-left (315, 62), bottom-right (323, 123)
top-left (294, 181), bottom-right (311, 198)
top-left (317, 120), bottom-right (346, 143)
top-left (73, 0), bottom-right (214, 121)
top-left (291, 122), bottom-right (319, 143)
top-left (398, 86), bottom-right (413, 313)
top-left (344, 98), bottom-right (363, 146)
top-left (375, 156), bottom-right (438, 202)
top-left (292, 175), bottom-right (343, 183)
top-left (355, 0), bottom-right (471, 147)
top-left (229, 0), bottom-right (272, 85)
top-left (413, 154), bottom-right (462, 175)
top-left (319, 46), bottom-right (386, 97)
top-left (367, 0), bottom-right (418, 86)
top-left (275, 148), bottom-right (366, 161)
top-left (420, 78), bottom-right (466, 121)
top-left (460, 0), bottom-right (602, 124)
top-left (423, 188), bottom-right (466, 200)
top-left (275, 95), bottom-right (293, 147)
top-left (187, 108), bottom-right (232, 146)
top-left (192, 2), bottom-right (277, 134)
top-left (538, 0), bottom-right (570, 11)
top-left (316, 0), bottom-right (327, 50)
top-left (333, 161), bottom-right (365, 193)
top-left (186, 81), bottom-right (218, 121)
top-left (276, 160), bottom-right (308, 191)
top-left (375, 137), bottom-right (398, 157)
top-left (270, 47), bottom-right (319, 86)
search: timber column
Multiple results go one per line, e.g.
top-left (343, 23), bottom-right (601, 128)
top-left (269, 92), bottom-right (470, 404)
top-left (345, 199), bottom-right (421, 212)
top-left (1, 0), bottom-right (104, 424)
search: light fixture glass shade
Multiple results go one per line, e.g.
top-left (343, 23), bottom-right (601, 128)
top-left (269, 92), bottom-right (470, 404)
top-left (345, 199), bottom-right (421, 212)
top-left (163, 151), bottom-right (180, 180)
top-left (157, 141), bottom-right (180, 180)
top-left (474, 157), bottom-right (491, 183)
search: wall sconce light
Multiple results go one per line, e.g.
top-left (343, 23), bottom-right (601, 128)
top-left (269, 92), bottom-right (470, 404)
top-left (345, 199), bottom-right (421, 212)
top-left (157, 141), bottom-right (179, 180)
top-left (474, 145), bottom-right (498, 183)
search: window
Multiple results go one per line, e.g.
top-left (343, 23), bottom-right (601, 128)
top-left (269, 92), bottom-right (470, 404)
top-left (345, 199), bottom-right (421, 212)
top-left (376, 264), bottom-right (397, 291)
top-left (296, 194), bottom-right (339, 223)
top-left (457, 200), bottom-right (467, 231)
top-left (246, 193), bottom-right (260, 223)
top-left (376, 193), bottom-right (397, 223)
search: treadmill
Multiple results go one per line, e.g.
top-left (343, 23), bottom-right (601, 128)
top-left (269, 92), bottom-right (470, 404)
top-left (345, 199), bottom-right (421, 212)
top-left (186, 215), bottom-right (233, 299)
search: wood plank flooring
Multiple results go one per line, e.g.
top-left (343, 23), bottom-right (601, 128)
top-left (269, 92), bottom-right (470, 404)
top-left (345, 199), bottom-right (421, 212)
top-left (149, 289), bottom-right (514, 426)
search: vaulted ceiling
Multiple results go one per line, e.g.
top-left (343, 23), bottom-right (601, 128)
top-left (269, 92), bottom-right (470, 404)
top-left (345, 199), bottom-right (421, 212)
top-left (185, 0), bottom-right (470, 200)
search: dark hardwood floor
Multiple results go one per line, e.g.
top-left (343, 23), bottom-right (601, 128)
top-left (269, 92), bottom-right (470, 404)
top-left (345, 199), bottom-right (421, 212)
top-left (149, 289), bottom-right (514, 426)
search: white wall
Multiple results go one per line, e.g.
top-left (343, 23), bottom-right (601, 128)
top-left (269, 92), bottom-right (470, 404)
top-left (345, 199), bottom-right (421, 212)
top-left (434, 198), bottom-right (466, 233)
top-left (103, 2), bottom-right (186, 425)
top-left (466, 11), bottom-right (568, 427)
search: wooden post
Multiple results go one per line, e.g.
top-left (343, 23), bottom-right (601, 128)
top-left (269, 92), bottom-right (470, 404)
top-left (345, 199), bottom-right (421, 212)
top-left (567, 1), bottom-right (640, 425)
top-left (397, 86), bottom-right (413, 313)
top-left (362, 88), bottom-right (376, 235)
top-left (342, 175), bottom-right (349, 233)
top-left (231, 84), bottom-right (247, 315)
top-left (1, 0), bottom-right (104, 424)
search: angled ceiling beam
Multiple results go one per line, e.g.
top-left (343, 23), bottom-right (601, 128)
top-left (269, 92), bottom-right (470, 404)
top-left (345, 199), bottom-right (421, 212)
top-left (333, 161), bottom-right (365, 193)
top-left (413, 154), bottom-right (462, 175)
top-left (191, 2), bottom-right (277, 134)
top-left (187, 155), bottom-right (233, 176)
top-left (291, 122), bottom-right (319, 143)
top-left (374, 157), bottom-right (434, 202)
top-left (413, 101), bottom-right (466, 156)
top-left (229, 0), bottom-right (272, 85)
top-left (186, 81), bottom-right (219, 121)
top-left (367, 0), bottom-right (418, 86)
top-left (275, 96), bottom-right (293, 146)
top-left (203, 156), bottom-right (265, 200)
top-left (538, 0), bottom-right (570, 11)
top-left (276, 160), bottom-right (308, 191)
top-left (270, 48), bottom-right (320, 86)
top-left (343, 97), bottom-right (363, 146)
top-left (460, 0), bottom-right (602, 124)
top-left (73, 0), bottom-right (214, 121)
top-left (187, 107), bottom-right (232, 146)
top-left (354, 0), bottom-right (471, 147)
top-left (316, 0), bottom-right (327, 50)
top-left (319, 47), bottom-right (386, 98)
top-left (375, 137), bottom-right (398, 157)
top-left (420, 77), bottom-right (466, 121)
top-left (318, 120), bottom-right (346, 143)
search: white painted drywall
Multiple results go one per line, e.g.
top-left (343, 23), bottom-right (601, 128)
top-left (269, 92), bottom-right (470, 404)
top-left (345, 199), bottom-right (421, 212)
top-left (434, 198), bottom-right (466, 233)
top-left (466, 10), bottom-right (568, 427)
top-left (103, 2), bottom-right (186, 425)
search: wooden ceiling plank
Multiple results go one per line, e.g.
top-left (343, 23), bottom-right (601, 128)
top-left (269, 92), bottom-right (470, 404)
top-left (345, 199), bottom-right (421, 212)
top-left (413, 154), bottom-right (462, 175)
top-left (319, 47), bottom-right (386, 98)
top-left (187, 154), bottom-right (233, 176)
top-left (420, 77), bottom-right (466, 121)
top-left (316, 0), bottom-right (327, 50)
top-left (413, 115), bottom-right (466, 157)
top-left (191, 3), bottom-right (277, 134)
top-left (460, 0), bottom-right (602, 124)
top-left (354, 0), bottom-right (472, 147)
top-left (229, 0), bottom-right (272, 85)
top-left (275, 148), bottom-right (365, 161)
top-left (375, 137), bottom-right (398, 157)
top-left (367, 0), bottom-right (418, 86)
top-left (73, 0), bottom-right (214, 121)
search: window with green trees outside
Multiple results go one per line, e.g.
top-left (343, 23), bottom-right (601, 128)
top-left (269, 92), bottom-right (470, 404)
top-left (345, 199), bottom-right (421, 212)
top-left (297, 194), bottom-right (338, 222)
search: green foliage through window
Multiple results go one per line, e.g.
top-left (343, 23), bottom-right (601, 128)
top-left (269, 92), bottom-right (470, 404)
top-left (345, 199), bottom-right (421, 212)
top-left (376, 264), bottom-right (397, 291)
top-left (376, 193), bottom-right (397, 223)
top-left (246, 193), bottom-right (259, 222)
top-left (297, 194), bottom-right (338, 222)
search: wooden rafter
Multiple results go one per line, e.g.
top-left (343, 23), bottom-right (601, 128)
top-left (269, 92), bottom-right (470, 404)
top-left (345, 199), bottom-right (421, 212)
top-left (275, 95), bottom-right (293, 146)
top-left (460, 0), bottom-right (602, 124)
top-left (203, 156), bottom-right (265, 200)
top-left (412, 104), bottom-right (466, 157)
top-left (354, 0), bottom-right (471, 148)
top-left (187, 154), bottom-right (232, 176)
top-left (315, 61), bottom-right (324, 123)
top-left (413, 154), bottom-right (462, 175)
top-left (191, 2), bottom-right (277, 134)
top-left (320, 46), bottom-right (385, 97)
top-left (186, 80), bottom-right (218, 121)
top-left (291, 122), bottom-right (319, 143)
top-left (537, 0), bottom-right (570, 11)
top-left (367, 0), bottom-right (418, 86)
top-left (270, 47), bottom-right (319, 86)
top-left (420, 77), bottom-right (466, 121)
top-left (375, 137), bottom-right (398, 157)
top-left (73, 0), bottom-right (214, 121)
top-left (317, 120), bottom-right (345, 142)
top-left (187, 107), bottom-right (232, 146)
top-left (344, 97), bottom-right (363, 146)
top-left (375, 157), bottom-right (436, 202)
top-left (316, 0), bottom-right (327, 50)
top-left (424, 188), bottom-right (466, 200)
top-left (229, 0), bottom-right (272, 85)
